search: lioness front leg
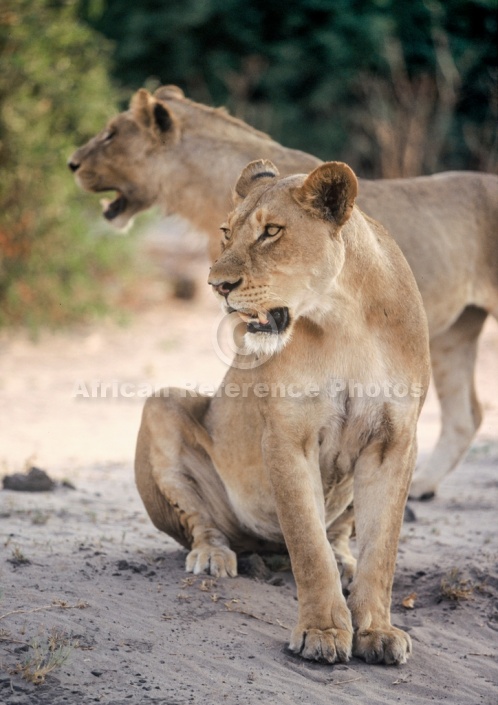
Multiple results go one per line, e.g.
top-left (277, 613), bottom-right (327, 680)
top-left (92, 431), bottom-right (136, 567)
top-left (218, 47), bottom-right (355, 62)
top-left (263, 426), bottom-right (353, 664)
top-left (348, 437), bottom-right (416, 665)
top-left (135, 390), bottom-right (239, 578)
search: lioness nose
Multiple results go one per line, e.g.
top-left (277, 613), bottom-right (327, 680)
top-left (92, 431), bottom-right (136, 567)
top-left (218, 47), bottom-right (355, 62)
top-left (209, 278), bottom-right (242, 297)
top-left (68, 160), bottom-right (80, 172)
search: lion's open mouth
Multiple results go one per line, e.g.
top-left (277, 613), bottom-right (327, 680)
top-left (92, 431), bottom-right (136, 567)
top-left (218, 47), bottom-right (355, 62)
top-left (100, 192), bottom-right (128, 221)
top-left (231, 307), bottom-right (290, 335)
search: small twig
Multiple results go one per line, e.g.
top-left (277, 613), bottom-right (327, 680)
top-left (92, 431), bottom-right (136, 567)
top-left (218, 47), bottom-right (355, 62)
top-left (224, 604), bottom-right (290, 630)
top-left (284, 660), bottom-right (362, 685)
top-left (0, 605), bottom-right (54, 622)
top-left (332, 676), bottom-right (363, 686)
top-left (0, 601), bottom-right (88, 622)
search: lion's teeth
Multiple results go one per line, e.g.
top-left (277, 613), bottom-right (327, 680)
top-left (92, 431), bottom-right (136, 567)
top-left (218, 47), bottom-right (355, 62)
top-left (237, 310), bottom-right (269, 325)
top-left (238, 312), bottom-right (253, 323)
top-left (100, 198), bottom-right (111, 210)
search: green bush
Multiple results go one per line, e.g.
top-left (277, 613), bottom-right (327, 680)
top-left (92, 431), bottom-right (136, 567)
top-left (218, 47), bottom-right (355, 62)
top-left (0, 0), bottom-right (134, 329)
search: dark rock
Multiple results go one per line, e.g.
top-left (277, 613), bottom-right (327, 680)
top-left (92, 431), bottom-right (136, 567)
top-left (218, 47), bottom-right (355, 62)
top-left (2, 467), bottom-right (55, 492)
top-left (237, 553), bottom-right (272, 580)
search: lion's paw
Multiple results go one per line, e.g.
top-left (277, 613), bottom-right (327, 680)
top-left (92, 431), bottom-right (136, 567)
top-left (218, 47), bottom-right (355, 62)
top-left (186, 545), bottom-right (237, 578)
top-left (289, 627), bottom-right (352, 664)
top-left (339, 557), bottom-right (357, 592)
top-left (409, 474), bottom-right (437, 501)
top-left (353, 626), bottom-right (412, 665)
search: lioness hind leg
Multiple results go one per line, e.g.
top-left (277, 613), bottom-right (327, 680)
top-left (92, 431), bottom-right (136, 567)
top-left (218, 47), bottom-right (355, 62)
top-left (410, 306), bottom-right (488, 500)
top-left (135, 390), bottom-right (241, 578)
top-left (348, 438), bottom-right (416, 665)
top-left (327, 507), bottom-right (356, 591)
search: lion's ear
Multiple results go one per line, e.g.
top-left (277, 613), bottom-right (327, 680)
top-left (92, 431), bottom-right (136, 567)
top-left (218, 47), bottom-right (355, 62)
top-left (234, 160), bottom-right (279, 203)
top-left (153, 85), bottom-right (185, 101)
top-left (295, 162), bottom-right (358, 226)
top-left (130, 88), bottom-right (174, 137)
top-left (130, 89), bottom-right (153, 126)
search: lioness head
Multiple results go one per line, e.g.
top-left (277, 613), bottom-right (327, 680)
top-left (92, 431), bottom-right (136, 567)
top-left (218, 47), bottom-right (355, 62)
top-left (208, 159), bottom-right (358, 356)
top-left (68, 87), bottom-right (183, 229)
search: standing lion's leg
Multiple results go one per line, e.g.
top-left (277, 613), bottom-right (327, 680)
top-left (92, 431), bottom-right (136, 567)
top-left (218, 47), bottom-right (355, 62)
top-left (135, 389), bottom-right (243, 578)
top-left (410, 306), bottom-right (487, 500)
top-left (348, 433), bottom-right (416, 665)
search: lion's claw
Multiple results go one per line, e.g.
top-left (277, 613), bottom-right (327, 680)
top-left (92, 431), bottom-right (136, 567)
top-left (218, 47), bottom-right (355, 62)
top-left (353, 626), bottom-right (412, 665)
top-left (289, 627), bottom-right (352, 664)
top-left (186, 545), bottom-right (237, 578)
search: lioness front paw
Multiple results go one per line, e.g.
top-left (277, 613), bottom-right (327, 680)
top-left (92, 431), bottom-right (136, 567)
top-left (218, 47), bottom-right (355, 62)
top-left (186, 545), bottom-right (237, 578)
top-left (353, 626), bottom-right (412, 665)
top-left (289, 626), bottom-right (352, 664)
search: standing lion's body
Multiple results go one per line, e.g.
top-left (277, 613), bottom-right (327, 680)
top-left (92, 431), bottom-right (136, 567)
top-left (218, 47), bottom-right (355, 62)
top-left (135, 160), bottom-right (430, 665)
top-left (69, 86), bottom-right (498, 498)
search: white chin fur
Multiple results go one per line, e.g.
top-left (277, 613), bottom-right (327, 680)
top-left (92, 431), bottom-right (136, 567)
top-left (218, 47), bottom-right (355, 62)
top-left (107, 213), bottom-right (135, 233)
top-left (243, 330), bottom-right (289, 356)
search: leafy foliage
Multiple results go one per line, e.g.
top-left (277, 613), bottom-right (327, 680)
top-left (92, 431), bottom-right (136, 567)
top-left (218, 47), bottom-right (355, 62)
top-left (0, 0), bottom-right (132, 328)
top-left (80, 0), bottom-right (497, 176)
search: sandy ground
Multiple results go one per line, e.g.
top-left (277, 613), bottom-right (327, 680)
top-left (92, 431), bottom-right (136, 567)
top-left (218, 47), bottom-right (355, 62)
top-left (0, 252), bottom-right (497, 705)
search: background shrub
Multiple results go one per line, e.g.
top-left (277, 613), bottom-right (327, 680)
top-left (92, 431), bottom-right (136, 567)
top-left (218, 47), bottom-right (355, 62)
top-left (0, 0), bottom-right (134, 328)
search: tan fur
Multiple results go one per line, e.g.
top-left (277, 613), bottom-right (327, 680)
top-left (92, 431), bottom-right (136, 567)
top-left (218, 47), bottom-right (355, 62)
top-left (69, 87), bottom-right (498, 498)
top-left (134, 160), bottom-right (431, 665)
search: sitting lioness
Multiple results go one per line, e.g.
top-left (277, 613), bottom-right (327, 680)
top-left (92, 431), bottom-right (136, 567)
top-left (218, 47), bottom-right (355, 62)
top-left (135, 160), bottom-right (430, 665)
top-left (70, 86), bottom-right (498, 500)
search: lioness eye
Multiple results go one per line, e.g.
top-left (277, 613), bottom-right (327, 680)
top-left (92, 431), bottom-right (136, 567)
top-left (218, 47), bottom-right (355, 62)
top-left (259, 224), bottom-right (282, 240)
top-left (220, 226), bottom-right (231, 240)
top-left (103, 129), bottom-right (116, 143)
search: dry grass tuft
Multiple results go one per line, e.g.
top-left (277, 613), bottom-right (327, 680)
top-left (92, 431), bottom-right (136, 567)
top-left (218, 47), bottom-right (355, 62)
top-left (12, 628), bottom-right (76, 685)
top-left (8, 546), bottom-right (31, 567)
top-left (440, 568), bottom-right (474, 602)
